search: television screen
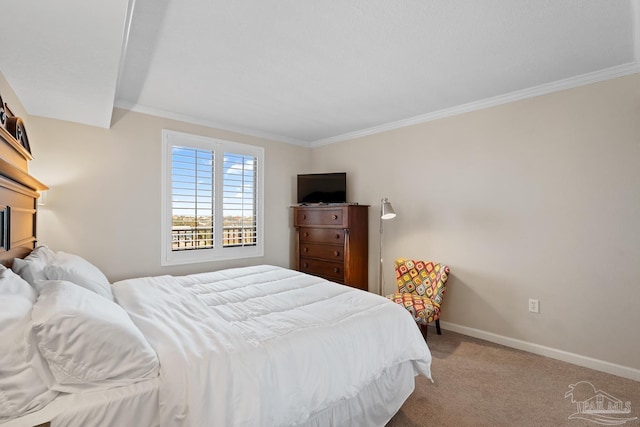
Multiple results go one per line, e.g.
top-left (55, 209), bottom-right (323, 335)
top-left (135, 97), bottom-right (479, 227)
top-left (297, 172), bottom-right (347, 204)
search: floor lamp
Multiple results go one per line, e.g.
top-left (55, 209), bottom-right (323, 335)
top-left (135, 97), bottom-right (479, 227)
top-left (379, 198), bottom-right (396, 296)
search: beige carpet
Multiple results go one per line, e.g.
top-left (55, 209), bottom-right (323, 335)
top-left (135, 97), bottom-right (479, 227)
top-left (387, 327), bottom-right (640, 427)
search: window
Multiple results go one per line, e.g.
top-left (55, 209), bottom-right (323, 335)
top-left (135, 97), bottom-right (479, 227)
top-left (161, 130), bottom-right (264, 265)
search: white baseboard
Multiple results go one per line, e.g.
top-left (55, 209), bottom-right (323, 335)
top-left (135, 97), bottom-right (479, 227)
top-left (439, 321), bottom-right (640, 382)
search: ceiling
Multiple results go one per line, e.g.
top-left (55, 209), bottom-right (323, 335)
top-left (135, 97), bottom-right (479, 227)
top-left (1, 1), bottom-right (638, 147)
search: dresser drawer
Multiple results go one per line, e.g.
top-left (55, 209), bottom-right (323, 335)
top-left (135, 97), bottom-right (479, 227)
top-left (299, 258), bottom-right (344, 282)
top-left (294, 208), bottom-right (345, 226)
top-left (299, 227), bottom-right (345, 244)
top-left (299, 243), bottom-right (344, 262)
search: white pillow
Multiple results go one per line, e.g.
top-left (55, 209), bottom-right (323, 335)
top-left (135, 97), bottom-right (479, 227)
top-left (0, 266), bottom-right (58, 422)
top-left (27, 280), bottom-right (159, 393)
top-left (44, 251), bottom-right (113, 300)
top-left (11, 245), bottom-right (57, 288)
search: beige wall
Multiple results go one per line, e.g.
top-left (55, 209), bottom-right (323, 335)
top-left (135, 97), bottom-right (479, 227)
top-left (23, 108), bottom-right (311, 281)
top-left (311, 73), bottom-right (640, 373)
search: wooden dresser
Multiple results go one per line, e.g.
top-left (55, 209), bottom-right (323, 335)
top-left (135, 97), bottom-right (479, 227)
top-left (293, 204), bottom-right (369, 291)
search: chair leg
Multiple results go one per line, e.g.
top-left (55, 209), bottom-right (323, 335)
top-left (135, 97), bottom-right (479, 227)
top-left (435, 319), bottom-right (441, 335)
top-left (419, 323), bottom-right (428, 339)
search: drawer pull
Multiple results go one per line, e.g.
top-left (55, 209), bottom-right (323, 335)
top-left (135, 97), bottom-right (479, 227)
top-left (332, 214), bottom-right (338, 220)
top-left (335, 234), bottom-right (341, 239)
top-left (304, 232), bottom-right (309, 238)
top-left (333, 267), bottom-right (340, 273)
top-left (303, 214), bottom-right (307, 219)
top-left (303, 247), bottom-right (309, 252)
top-left (303, 262), bottom-right (309, 268)
top-left (334, 251), bottom-right (340, 257)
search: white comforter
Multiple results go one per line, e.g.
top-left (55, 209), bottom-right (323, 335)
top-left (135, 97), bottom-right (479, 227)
top-left (113, 265), bottom-right (431, 427)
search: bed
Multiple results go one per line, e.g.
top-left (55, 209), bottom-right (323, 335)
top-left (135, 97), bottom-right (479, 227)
top-left (0, 101), bottom-right (432, 426)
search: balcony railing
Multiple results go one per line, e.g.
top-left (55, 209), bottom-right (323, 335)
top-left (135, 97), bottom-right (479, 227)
top-left (172, 225), bottom-right (256, 250)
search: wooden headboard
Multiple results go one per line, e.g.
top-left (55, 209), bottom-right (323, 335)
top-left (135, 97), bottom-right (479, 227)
top-left (0, 93), bottom-right (48, 267)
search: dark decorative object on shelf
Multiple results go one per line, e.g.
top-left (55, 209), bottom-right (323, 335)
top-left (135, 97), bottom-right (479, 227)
top-left (5, 116), bottom-right (31, 154)
top-left (0, 91), bottom-right (32, 155)
top-left (0, 94), bottom-right (6, 127)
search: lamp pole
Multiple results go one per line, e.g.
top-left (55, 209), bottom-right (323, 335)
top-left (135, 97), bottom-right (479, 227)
top-left (379, 198), bottom-right (396, 296)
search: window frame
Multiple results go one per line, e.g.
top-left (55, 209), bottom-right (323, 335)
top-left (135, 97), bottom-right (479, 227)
top-left (161, 129), bottom-right (264, 266)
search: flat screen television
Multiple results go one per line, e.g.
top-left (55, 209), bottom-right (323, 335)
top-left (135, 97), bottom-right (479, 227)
top-left (297, 172), bottom-right (347, 204)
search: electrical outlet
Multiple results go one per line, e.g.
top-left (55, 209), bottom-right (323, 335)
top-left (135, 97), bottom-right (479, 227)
top-left (528, 299), bottom-right (539, 313)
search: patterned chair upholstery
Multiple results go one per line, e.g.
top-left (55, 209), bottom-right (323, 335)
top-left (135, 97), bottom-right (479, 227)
top-left (386, 258), bottom-right (450, 337)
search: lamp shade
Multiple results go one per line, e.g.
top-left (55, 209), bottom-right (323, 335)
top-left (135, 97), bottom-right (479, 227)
top-left (381, 198), bottom-right (396, 220)
top-left (38, 190), bottom-right (48, 206)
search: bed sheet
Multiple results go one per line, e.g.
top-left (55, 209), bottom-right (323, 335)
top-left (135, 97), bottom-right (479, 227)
top-left (113, 265), bottom-right (431, 427)
top-left (1, 377), bottom-right (160, 427)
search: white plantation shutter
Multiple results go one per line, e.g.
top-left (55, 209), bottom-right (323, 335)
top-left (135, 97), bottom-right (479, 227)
top-left (222, 153), bottom-right (257, 247)
top-left (171, 147), bottom-right (215, 250)
top-left (161, 130), bottom-right (264, 265)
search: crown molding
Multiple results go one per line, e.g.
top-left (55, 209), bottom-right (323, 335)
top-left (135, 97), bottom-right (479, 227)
top-left (115, 61), bottom-right (640, 149)
top-left (112, 100), bottom-right (309, 147)
top-left (309, 62), bottom-right (640, 147)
